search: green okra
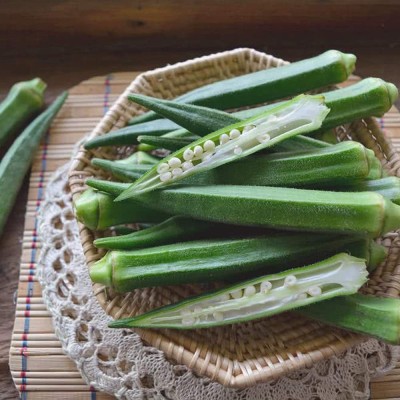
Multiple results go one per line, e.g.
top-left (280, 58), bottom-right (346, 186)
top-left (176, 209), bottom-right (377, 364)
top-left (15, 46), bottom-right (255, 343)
top-left (94, 216), bottom-right (220, 250)
top-left (0, 92), bottom-right (67, 235)
top-left (340, 177), bottom-right (400, 204)
top-left (117, 95), bottom-right (330, 198)
top-left (0, 78), bottom-right (47, 147)
top-left (91, 233), bottom-right (374, 291)
top-left (93, 142), bottom-right (379, 187)
top-left (120, 151), bottom-right (160, 165)
top-left (138, 134), bottom-right (198, 151)
top-left (108, 253), bottom-right (368, 329)
top-left (298, 294), bottom-right (400, 344)
top-left (128, 50), bottom-right (355, 125)
top-left (74, 188), bottom-right (170, 230)
top-left (131, 185), bottom-right (400, 238)
top-left (92, 158), bottom-right (151, 182)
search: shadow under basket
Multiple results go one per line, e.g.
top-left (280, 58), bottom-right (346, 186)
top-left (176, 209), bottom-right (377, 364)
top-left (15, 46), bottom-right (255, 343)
top-left (68, 48), bottom-right (400, 388)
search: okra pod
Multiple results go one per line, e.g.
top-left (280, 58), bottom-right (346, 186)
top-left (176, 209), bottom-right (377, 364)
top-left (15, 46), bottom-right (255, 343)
top-left (108, 253), bottom-right (368, 329)
top-left (91, 234), bottom-right (374, 292)
top-left (129, 50), bottom-right (355, 125)
top-left (132, 185), bottom-right (400, 238)
top-left (74, 188), bottom-right (170, 230)
top-left (0, 78), bottom-right (46, 147)
top-left (298, 294), bottom-right (400, 344)
top-left (117, 95), bottom-right (330, 198)
top-left (138, 134), bottom-right (198, 151)
top-left (91, 158), bottom-right (151, 182)
top-left (340, 177), bottom-right (400, 204)
top-left (0, 92), bottom-right (67, 235)
top-left (93, 216), bottom-right (217, 250)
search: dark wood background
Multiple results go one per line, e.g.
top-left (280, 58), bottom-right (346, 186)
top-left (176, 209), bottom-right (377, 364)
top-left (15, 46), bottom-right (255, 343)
top-left (1, 1), bottom-right (400, 398)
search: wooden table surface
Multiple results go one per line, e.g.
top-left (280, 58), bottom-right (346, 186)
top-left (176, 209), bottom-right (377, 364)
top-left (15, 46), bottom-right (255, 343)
top-left (1, 3), bottom-right (400, 398)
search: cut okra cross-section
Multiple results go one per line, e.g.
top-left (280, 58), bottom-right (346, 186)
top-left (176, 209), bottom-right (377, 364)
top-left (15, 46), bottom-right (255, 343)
top-left (109, 253), bottom-right (368, 330)
top-left (116, 94), bottom-right (330, 200)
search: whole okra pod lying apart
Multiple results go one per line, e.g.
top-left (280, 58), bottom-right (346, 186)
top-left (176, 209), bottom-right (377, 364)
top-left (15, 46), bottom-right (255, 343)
top-left (116, 95), bottom-right (330, 198)
top-left (90, 233), bottom-right (384, 291)
top-left (108, 253), bottom-right (368, 329)
top-left (298, 293), bottom-right (400, 344)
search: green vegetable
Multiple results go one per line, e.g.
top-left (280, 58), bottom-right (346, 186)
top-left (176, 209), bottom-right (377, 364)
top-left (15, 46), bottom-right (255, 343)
top-left (340, 177), bottom-right (400, 204)
top-left (108, 253), bottom-right (368, 329)
top-left (138, 134), bottom-right (198, 151)
top-left (121, 151), bottom-right (160, 165)
top-left (74, 188), bottom-right (170, 230)
top-left (131, 185), bottom-right (400, 238)
top-left (0, 92), bottom-right (67, 235)
top-left (91, 233), bottom-right (374, 291)
top-left (94, 216), bottom-right (217, 250)
top-left (0, 78), bottom-right (47, 147)
top-left (298, 294), bottom-right (400, 344)
top-left (93, 142), bottom-right (382, 189)
top-left (117, 95), bottom-right (329, 198)
top-left (128, 50), bottom-right (355, 125)
top-left (91, 158), bottom-right (151, 182)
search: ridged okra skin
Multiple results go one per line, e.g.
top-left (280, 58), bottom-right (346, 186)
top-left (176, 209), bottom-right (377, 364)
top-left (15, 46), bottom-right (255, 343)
top-left (94, 216), bottom-right (219, 250)
top-left (134, 185), bottom-right (400, 238)
top-left (129, 50), bottom-right (355, 125)
top-left (91, 142), bottom-right (381, 188)
top-left (74, 188), bottom-right (170, 230)
top-left (108, 253), bottom-right (368, 329)
top-left (298, 294), bottom-right (400, 344)
top-left (90, 233), bottom-right (382, 292)
top-left (0, 78), bottom-right (47, 147)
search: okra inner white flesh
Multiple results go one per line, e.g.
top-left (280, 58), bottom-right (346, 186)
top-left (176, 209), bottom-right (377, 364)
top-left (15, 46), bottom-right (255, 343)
top-left (122, 254), bottom-right (367, 329)
top-left (118, 95), bottom-right (330, 198)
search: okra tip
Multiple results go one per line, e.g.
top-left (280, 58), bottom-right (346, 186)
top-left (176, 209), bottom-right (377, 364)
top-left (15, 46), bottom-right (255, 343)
top-left (327, 50), bottom-right (356, 75)
top-left (90, 253), bottom-right (113, 287)
top-left (368, 240), bottom-right (388, 271)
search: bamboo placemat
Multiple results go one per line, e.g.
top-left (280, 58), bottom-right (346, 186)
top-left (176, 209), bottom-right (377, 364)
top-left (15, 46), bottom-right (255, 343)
top-left (8, 72), bottom-right (400, 399)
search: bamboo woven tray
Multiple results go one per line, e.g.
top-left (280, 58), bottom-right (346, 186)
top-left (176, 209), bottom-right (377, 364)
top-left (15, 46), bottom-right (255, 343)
top-left (68, 48), bottom-right (400, 388)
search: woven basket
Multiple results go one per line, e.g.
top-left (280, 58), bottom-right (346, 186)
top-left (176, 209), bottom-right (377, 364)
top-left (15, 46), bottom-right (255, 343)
top-left (68, 48), bottom-right (400, 388)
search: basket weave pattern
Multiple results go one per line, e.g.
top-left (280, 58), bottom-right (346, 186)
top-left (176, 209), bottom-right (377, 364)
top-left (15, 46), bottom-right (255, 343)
top-left (68, 48), bottom-right (400, 388)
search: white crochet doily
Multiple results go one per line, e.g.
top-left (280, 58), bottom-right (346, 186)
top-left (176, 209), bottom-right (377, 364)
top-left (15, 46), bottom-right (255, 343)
top-left (37, 161), bottom-right (400, 400)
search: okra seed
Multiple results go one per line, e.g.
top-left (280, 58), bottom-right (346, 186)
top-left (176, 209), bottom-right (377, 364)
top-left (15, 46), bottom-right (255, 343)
top-left (182, 161), bottom-right (193, 171)
top-left (234, 146), bottom-right (243, 155)
top-left (218, 294), bottom-right (230, 302)
top-left (244, 285), bottom-right (256, 296)
top-left (168, 157), bottom-right (181, 168)
top-left (183, 148), bottom-right (194, 161)
top-left (157, 163), bottom-right (169, 174)
top-left (257, 133), bottom-right (271, 144)
top-left (203, 140), bottom-right (216, 152)
top-left (159, 172), bottom-right (172, 182)
top-left (229, 129), bottom-right (241, 139)
top-left (194, 145), bottom-right (203, 157)
top-left (172, 168), bottom-right (183, 177)
top-left (213, 312), bottom-right (224, 321)
top-left (298, 293), bottom-right (308, 300)
top-left (260, 281), bottom-right (272, 293)
top-left (219, 133), bottom-right (229, 145)
top-left (307, 286), bottom-right (322, 297)
top-left (182, 316), bottom-right (196, 326)
top-left (243, 125), bottom-right (255, 133)
top-left (284, 275), bottom-right (297, 287)
top-left (180, 309), bottom-right (192, 317)
top-left (194, 306), bottom-right (203, 314)
top-left (230, 289), bottom-right (242, 299)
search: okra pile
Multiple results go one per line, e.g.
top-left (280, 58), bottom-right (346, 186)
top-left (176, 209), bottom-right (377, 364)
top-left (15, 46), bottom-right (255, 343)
top-left (75, 50), bottom-right (400, 343)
